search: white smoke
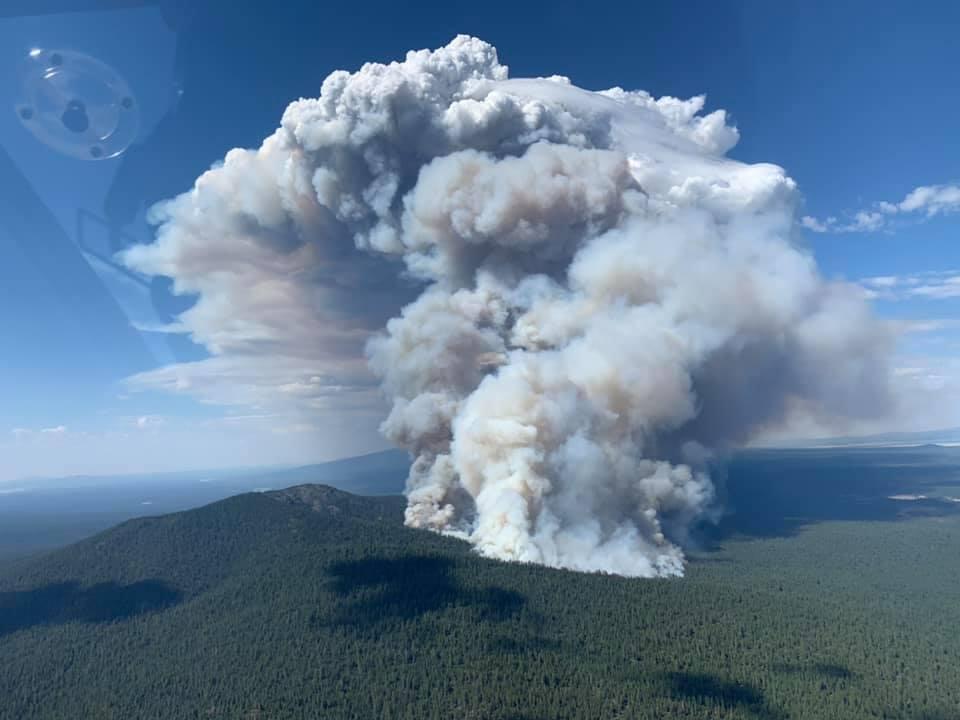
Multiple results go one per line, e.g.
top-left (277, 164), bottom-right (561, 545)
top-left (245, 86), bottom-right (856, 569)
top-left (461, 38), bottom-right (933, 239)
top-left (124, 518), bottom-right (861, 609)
top-left (124, 36), bottom-right (893, 577)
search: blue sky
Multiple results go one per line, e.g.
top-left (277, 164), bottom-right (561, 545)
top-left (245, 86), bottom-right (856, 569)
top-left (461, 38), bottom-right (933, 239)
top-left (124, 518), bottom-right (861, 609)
top-left (1, 1), bottom-right (958, 481)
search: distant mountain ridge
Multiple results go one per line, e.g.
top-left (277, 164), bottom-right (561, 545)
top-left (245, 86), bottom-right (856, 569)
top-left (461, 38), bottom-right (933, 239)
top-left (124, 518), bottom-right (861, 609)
top-left (0, 450), bottom-right (410, 562)
top-left (255, 449), bottom-right (410, 495)
top-left (7, 449), bottom-right (410, 493)
top-left (772, 426), bottom-right (960, 448)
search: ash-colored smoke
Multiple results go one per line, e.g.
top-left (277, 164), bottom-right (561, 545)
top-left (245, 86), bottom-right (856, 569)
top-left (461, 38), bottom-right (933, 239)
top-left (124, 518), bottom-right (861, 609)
top-left (125, 36), bottom-right (892, 577)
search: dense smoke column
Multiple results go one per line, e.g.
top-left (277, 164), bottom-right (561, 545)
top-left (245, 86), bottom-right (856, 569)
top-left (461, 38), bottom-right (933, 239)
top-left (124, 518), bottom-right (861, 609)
top-left (124, 36), bottom-right (892, 577)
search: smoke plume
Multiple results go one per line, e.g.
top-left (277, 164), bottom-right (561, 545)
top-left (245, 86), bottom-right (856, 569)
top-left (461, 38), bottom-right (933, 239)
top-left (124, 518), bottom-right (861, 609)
top-left (124, 36), bottom-right (892, 577)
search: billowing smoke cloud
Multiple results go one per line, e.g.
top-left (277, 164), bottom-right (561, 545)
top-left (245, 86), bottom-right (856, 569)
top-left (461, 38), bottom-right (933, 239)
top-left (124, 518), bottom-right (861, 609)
top-left (124, 36), bottom-right (892, 577)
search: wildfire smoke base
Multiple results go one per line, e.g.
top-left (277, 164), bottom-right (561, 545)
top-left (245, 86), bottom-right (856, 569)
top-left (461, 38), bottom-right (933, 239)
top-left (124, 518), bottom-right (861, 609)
top-left (125, 37), bottom-right (892, 577)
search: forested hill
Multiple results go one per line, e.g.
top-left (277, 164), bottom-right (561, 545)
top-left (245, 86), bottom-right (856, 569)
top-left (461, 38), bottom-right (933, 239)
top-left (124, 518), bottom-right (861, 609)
top-left (3, 460), bottom-right (960, 720)
top-left (0, 485), bottom-right (407, 602)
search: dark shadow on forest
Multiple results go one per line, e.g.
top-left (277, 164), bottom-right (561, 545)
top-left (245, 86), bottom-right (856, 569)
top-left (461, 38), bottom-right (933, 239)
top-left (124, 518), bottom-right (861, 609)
top-left (661, 672), bottom-right (786, 720)
top-left (695, 446), bottom-right (960, 545)
top-left (772, 661), bottom-right (854, 679)
top-left (0, 579), bottom-right (182, 638)
top-left (326, 554), bottom-right (525, 627)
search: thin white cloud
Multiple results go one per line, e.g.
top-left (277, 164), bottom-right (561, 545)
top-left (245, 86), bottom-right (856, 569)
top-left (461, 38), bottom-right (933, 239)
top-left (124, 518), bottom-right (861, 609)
top-left (910, 275), bottom-right (960, 299)
top-left (800, 215), bottom-right (831, 233)
top-left (208, 413), bottom-right (281, 424)
top-left (900, 185), bottom-right (960, 215)
top-left (901, 318), bottom-right (960, 334)
top-left (894, 355), bottom-right (960, 398)
top-left (803, 182), bottom-right (960, 233)
top-left (9, 425), bottom-right (68, 443)
top-left (135, 415), bottom-right (165, 430)
top-left (124, 355), bottom-right (386, 419)
top-left (858, 271), bottom-right (960, 301)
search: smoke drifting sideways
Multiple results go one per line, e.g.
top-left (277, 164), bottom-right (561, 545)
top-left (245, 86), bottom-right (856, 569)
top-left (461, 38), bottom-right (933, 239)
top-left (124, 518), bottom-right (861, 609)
top-left (124, 36), bottom-right (893, 577)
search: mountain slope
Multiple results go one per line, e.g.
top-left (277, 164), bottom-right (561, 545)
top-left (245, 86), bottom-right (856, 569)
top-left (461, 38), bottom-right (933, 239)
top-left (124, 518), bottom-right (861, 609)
top-left (2, 466), bottom-right (960, 720)
top-left (1, 486), bottom-right (405, 601)
top-left (0, 449), bottom-right (409, 562)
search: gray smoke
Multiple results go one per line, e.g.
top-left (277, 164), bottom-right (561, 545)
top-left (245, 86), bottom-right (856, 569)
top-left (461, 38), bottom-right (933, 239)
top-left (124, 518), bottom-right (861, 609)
top-left (124, 36), bottom-right (893, 577)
